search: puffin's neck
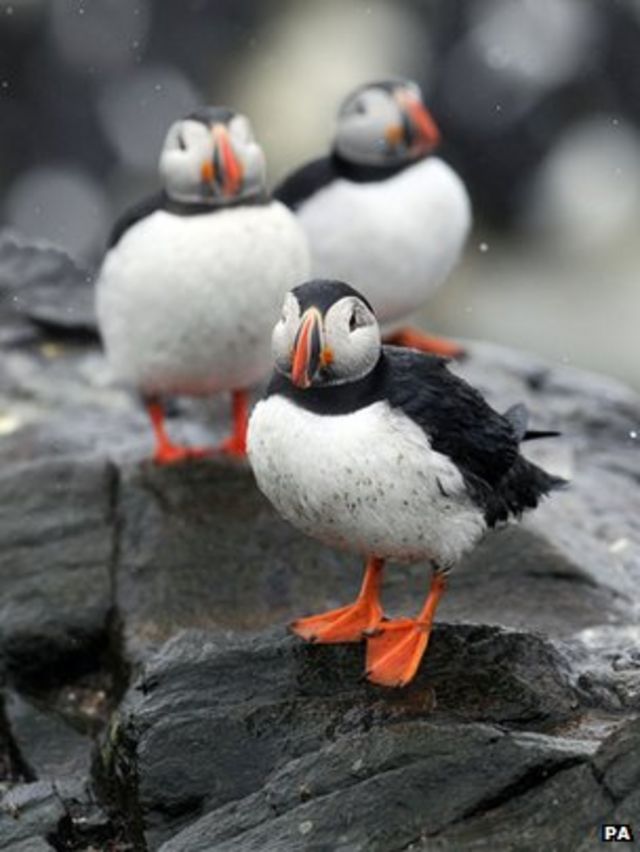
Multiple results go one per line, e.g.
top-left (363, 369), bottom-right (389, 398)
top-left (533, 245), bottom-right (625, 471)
top-left (266, 352), bottom-right (390, 416)
top-left (330, 149), bottom-right (426, 184)
top-left (161, 189), bottom-right (271, 216)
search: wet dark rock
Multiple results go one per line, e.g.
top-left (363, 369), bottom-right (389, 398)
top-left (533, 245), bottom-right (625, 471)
top-left (424, 716), bottom-right (640, 852)
top-left (0, 777), bottom-right (116, 852)
top-left (0, 782), bottom-right (64, 850)
top-left (114, 459), bottom-right (361, 664)
top-left (4, 691), bottom-right (94, 780)
top-left (4, 838), bottom-right (54, 851)
top-left (0, 231), bottom-right (96, 338)
top-left (0, 457), bottom-right (115, 687)
top-left (421, 761), bottom-right (610, 852)
top-left (106, 627), bottom-right (586, 849)
top-left (591, 716), bottom-right (640, 818)
top-left (160, 727), bottom-right (595, 852)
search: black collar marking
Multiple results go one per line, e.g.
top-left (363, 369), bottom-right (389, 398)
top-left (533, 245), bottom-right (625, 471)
top-left (265, 346), bottom-right (564, 525)
top-left (273, 152), bottom-right (427, 211)
top-left (187, 106), bottom-right (236, 126)
top-left (106, 190), bottom-right (270, 250)
top-left (331, 150), bottom-right (425, 183)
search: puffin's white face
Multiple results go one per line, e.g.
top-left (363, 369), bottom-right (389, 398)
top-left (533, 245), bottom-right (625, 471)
top-left (159, 111), bottom-right (266, 205)
top-left (272, 287), bottom-right (381, 388)
top-left (334, 80), bottom-right (440, 166)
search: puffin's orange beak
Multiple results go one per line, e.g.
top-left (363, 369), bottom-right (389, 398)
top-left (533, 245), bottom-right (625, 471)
top-left (397, 91), bottom-right (441, 153)
top-left (214, 124), bottom-right (243, 197)
top-left (291, 308), bottom-right (323, 389)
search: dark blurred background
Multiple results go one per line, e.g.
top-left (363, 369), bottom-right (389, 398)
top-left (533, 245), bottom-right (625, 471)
top-left (1, 0), bottom-right (639, 387)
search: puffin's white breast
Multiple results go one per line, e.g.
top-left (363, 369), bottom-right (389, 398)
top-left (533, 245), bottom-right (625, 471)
top-left (248, 394), bottom-right (486, 566)
top-left (95, 201), bottom-right (310, 396)
top-left (296, 157), bottom-right (471, 330)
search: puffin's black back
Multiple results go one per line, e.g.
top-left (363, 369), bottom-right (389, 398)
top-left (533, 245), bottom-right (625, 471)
top-left (267, 345), bottom-right (566, 526)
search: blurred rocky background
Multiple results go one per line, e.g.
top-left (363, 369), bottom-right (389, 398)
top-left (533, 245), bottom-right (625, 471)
top-left (1, 0), bottom-right (639, 387)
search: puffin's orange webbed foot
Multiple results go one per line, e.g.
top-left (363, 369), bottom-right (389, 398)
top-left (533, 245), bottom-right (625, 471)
top-left (290, 597), bottom-right (383, 644)
top-left (365, 618), bottom-right (432, 687)
top-left (365, 570), bottom-right (447, 687)
top-left (384, 326), bottom-right (466, 359)
top-left (290, 556), bottom-right (385, 644)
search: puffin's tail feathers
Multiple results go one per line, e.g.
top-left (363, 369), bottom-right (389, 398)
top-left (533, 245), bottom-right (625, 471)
top-left (484, 457), bottom-right (568, 527)
top-left (522, 429), bottom-right (562, 441)
top-left (503, 403), bottom-right (561, 443)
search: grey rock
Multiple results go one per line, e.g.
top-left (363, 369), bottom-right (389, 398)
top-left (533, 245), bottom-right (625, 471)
top-left (0, 231), bottom-right (96, 337)
top-left (160, 728), bottom-right (595, 852)
top-left (4, 838), bottom-right (55, 851)
top-left (0, 782), bottom-right (64, 850)
top-left (0, 457), bottom-right (115, 687)
top-left (0, 697), bottom-right (27, 785)
top-left (114, 459), bottom-right (361, 663)
top-left (428, 715), bottom-right (640, 852)
top-left (4, 691), bottom-right (93, 780)
top-left (107, 626), bottom-right (586, 849)
top-left (0, 777), bottom-right (112, 851)
top-left (591, 716), bottom-right (640, 805)
top-left (421, 762), bottom-right (610, 852)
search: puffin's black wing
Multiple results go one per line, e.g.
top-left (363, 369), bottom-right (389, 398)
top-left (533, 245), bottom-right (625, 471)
top-left (107, 192), bottom-right (166, 250)
top-left (273, 157), bottom-right (339, 210)
top-left (385, 347), bottom-right (519, 486)
top-left (383, 347), bottom-right (565, 524)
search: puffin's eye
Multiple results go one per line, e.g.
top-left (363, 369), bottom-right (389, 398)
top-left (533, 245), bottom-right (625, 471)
top-left (354, 100), bottom-right (366, 115)
top-left (177, 132), bottom-right (186, 151)
top-left (349, 310), bottom-right (358, 332)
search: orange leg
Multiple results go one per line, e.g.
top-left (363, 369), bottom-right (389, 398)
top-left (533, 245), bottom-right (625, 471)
top-left (384, 327), bottom-right (466, 359)
top-left (365, 571), bottom-right (447, 688)
top-left (290, 557), bottom-right (385, 643)
top-left (216, 390), bottom-right (249, 458)
top-left (146, 399), bottom-right (213, 465)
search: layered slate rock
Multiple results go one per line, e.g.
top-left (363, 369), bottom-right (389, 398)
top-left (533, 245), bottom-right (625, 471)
top-left (4, 692), bottom-right (93, 781)
top-left (0, 783), bottom-right (64, 851)
top-left (107, 627), bottom-right (585, 850)
top-left (0, 457), bottom-right (115, 687)
top-left (114, 459), bottom-right (361, 663)
top-left (425, 716), bottom-right (640, 852)
top-left (0, 779), bottom-right (114, 851)
top-left (0, 232), bottom-right (96, 338)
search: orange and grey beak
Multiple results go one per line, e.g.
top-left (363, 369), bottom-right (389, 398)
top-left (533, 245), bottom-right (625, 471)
top-left (395, 90), bottom-right (441, 153)
top-left (200, 124), bottom-right (244, 197)
top-left (214, 123), bottom-right (244, 197)
top-left (291, 308), bottom-right (324, 389)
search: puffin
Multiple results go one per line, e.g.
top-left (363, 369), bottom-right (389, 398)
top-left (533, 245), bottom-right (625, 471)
top-left (274, 79), bottom-right (471, 358)
top-left (247, 279), bottom-right (565, 688)
top-left (95, 107), bottom-right (310, 464)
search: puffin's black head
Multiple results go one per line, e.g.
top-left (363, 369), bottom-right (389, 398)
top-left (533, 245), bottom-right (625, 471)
top-left (158, 107), bottom-right (266, 205)
top-left (272, 280), bottom-right (381, 389)
top-left (334, 78), bottom-right (440, 167)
